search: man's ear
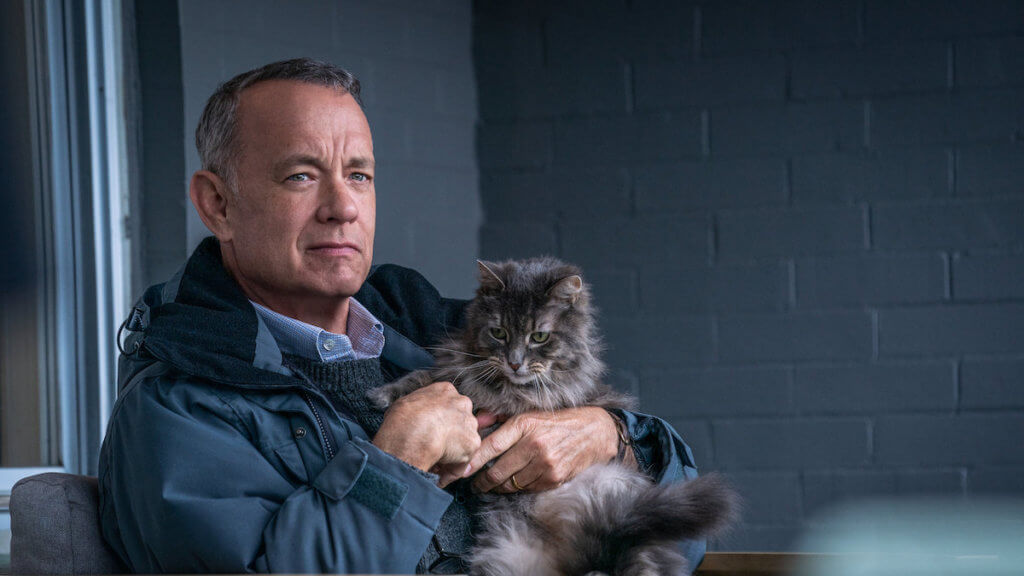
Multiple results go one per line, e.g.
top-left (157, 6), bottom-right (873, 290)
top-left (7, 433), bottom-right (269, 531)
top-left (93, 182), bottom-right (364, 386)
top-left (190, 170), bottom-right (234, 241)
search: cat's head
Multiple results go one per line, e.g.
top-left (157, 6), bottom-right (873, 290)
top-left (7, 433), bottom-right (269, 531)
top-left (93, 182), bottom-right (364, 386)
top-left (458, 257), bottom-right (604, 411)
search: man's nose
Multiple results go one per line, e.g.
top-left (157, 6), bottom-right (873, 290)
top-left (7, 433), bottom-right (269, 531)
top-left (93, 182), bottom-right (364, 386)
top-left (316, 177), bottom-right (359, 222)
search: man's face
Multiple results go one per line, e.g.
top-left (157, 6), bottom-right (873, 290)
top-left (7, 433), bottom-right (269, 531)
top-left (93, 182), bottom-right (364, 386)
top-left (220, 80), bottom-right (375, 307)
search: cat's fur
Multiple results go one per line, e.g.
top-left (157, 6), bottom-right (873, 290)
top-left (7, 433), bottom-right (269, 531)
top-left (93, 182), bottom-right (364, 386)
top-left (369, 258), bottom-right (737, 576)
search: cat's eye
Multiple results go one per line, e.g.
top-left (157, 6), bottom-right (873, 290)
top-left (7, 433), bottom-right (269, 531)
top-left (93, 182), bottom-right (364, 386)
top-left (530, 332), bottom-right (550, 344)
top-left (489, 327), bottom-right (508, 341)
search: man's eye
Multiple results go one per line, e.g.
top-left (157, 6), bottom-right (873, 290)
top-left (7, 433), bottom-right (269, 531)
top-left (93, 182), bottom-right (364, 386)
top-left (286, 173), bottom-right (310, 182)
top-left (350, 172), bottom-right (371, 182)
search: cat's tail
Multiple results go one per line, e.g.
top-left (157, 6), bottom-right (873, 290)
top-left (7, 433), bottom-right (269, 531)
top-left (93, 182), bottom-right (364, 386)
top-left (564, 471), bottom-right (740, 575)
top-left (613, 473), bottom-right (740, 543)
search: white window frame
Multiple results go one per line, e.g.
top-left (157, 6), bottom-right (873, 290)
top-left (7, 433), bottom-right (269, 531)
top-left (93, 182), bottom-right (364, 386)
top-left (1, 0), bottom-right (129, 493)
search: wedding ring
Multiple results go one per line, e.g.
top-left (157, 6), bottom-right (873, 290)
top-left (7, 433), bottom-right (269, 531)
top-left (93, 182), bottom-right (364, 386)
top-left (510, 474), bottom-right (523, 491)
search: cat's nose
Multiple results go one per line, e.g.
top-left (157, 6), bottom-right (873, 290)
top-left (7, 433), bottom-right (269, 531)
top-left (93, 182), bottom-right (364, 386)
top-left (509, 362), bottom-right (521, 371)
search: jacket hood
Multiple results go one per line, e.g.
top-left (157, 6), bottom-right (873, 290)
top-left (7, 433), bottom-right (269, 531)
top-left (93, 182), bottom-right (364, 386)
top-left (119, 237), bottom-right (465, 392)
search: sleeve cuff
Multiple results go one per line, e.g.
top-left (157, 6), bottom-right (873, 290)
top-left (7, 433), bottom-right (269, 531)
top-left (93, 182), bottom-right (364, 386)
top-left (312, 437), bottom-right (453, 529)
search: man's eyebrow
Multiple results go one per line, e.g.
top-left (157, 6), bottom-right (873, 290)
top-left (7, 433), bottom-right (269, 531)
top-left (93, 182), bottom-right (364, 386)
top-left (348, 156), bottom-right (375, 170)
top-left (274, 154), bottom-right (324, 171)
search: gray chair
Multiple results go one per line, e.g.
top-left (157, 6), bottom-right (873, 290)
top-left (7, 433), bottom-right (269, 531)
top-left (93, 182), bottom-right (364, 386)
top-left (10, 473), bottom-right (128, 574)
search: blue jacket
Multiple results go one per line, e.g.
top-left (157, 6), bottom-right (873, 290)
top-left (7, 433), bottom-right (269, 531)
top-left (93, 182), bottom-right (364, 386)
top-left (98, 237), bottom-right (705, 573)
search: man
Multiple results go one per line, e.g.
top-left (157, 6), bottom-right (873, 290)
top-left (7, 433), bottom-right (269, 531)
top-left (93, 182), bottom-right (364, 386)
top-left (99, 59), bottom-right (703, 574)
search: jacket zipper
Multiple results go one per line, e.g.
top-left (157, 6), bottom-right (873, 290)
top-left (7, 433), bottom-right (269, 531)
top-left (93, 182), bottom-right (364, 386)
top-left (300, 390), bottom-right (336, 460)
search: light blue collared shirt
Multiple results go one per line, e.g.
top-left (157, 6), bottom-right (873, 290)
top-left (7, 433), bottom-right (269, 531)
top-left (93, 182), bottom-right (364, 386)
top-left (251, 298), bottom-right (385, 363)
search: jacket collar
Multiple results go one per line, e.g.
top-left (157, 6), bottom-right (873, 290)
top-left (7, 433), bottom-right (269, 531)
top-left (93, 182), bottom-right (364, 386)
top-left (122, 237), bottom-right (435, 392)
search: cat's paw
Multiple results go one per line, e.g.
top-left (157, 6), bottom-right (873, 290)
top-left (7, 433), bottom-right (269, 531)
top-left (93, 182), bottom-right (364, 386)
top-left (367, 383), bottom-right (404, 410)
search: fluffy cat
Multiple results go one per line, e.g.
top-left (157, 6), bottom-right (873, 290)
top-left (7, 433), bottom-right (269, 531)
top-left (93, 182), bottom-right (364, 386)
top-left (369, 258), bottom-right (737, 576)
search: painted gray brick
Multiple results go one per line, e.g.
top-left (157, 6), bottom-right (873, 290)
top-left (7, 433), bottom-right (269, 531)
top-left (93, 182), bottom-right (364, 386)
top-left (795, 254), bottom-right (947, 307)
top-left (894, 468), bottom-right (966, 495)
top-left (969, 466), bottom-right (1024, 494)
top-left (545, 5), bottom-right (693, 66)
top-left (436, 64), bottom-right (479, 119)
top-left (791, 43), bottom-right (948, 99)
top-left (639, 367), bottom-right (792, 417)
top-left (406, 12), bottom-right (472, 65)
top-left (601, 315), bottom-right (714, 369)
top-left (479, 221), bottom-right (558, 260)
top-left (875, 414), bottom-right (1024, 465)
top-left (870, 90), bottom-right (1024, 147)
top-left (664, 418), bottom-right (715, 467)
top-left (879, 303), bottom-right (1024, 356)
top-left (865, 0), bottom-right (1024, 41)
top-left (717, 207), bottom-right (866, 261)
top-left (724, 471), bottom-right (802, 524)
top-left (473, 19), bottom-right (543, 67)
top-left (585, 268), bottom-right (639, 316)
top-left (791, 151), bottom-right (950, 204)
top-left (957, 37), bottom-right (1024, 89)
top-left (634, 55), bottom-right (786, 110)
top-left (702, 0), bottom-right (859, 55)
top-left (718, 311), bottom-right (873, 362)
top-left (873, 199), bottom-right (1024, 250)
top-left (477, 121), bottom-right (553, 170)
top-left (714, 418), bottom-right (871, 468)
top-left (555, 113), bottom-right (702, 165)
top-left (641, 264), bottom-right (789, 313)
top-left (803, 469), bottom-right (895, 516)
top-left (480, 167), bottom-right (629, 223)
top-left (561, 217), bottom-right (709, 269)
top-left (794, 362), bottom-right (956, 414)
top-left (478, 61), bottom-right (628, 121)
top-left (605, 368), bottom-right (639, 397)
top-left (372, 63), bottom-right (443, 117)
top-left (410, 215), bottom-right (481, 299)
top-left (408, 118), bottom-right (475, 168)
top-left (635, 158), bottom-right (788, 212)
top-left (382, 165), bottom-right (479, 221)
top-left (711, 101), bottom-right (864, 157)
top-left (961, 359), bottom-right (1024, 410)
top-left (953, 253), bottom-right (1024, 300)
top-left (803, 469), bottom-right (965, 516)
top-left (956, 146), bottom-right (1024, 197)
top-left (335, 1), bottom-right (410, 58)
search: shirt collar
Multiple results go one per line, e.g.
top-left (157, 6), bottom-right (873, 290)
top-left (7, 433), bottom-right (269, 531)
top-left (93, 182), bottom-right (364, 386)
top-left (250, 297), bottom-right (385, 363)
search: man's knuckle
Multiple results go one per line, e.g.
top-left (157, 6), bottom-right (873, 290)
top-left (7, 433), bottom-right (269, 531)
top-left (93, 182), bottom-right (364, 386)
top-left (483, 470), bottom-right (503, 485)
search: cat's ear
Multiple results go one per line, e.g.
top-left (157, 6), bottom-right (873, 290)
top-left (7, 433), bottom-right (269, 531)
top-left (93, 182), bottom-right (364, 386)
top-left (548, 275), bottom-right (583, 304)
top-left (477, 260), bottom-right (506, 291)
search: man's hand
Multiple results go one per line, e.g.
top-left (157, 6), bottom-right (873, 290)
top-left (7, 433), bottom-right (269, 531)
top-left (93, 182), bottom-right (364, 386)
top-left (463, 406), bottom-right (620, 493)
top-left (372, 382), bottom-right (480, 472)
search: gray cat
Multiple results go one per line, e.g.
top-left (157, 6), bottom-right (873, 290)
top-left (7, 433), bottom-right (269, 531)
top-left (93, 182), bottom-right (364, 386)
top-left (370, 258), bottom-right (737, 576)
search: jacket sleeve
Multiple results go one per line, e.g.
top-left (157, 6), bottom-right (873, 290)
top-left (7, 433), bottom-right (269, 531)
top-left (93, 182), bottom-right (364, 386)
top-left (99, 373), bottom-right (452, 574)
top-left (613, 409), bottom-right (707, 573)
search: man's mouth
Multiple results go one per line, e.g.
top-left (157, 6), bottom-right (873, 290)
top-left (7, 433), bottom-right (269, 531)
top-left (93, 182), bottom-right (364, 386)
top-left (308, 241), bottom-right (360, 256)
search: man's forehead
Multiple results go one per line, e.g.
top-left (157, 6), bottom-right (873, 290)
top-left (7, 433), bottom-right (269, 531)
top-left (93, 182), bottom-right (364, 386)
top-left (236, 80), bottom-right (365, 128)
top-left (234, 80), bottom-right (371, 150)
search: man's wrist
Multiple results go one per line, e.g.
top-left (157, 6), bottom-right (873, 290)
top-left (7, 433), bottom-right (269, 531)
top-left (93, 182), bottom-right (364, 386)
top-left (604, 409), bottom-right (636, 468)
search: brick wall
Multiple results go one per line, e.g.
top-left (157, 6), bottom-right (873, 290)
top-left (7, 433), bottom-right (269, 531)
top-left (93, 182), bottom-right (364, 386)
top-left (474, 0), bottom-right (1024, 550)
top-left (176, 0), bottom-right (481, 297)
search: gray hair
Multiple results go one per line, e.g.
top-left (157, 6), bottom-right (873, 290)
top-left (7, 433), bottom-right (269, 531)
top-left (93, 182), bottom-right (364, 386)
top-left (195, 58), bottom-right (362, 189)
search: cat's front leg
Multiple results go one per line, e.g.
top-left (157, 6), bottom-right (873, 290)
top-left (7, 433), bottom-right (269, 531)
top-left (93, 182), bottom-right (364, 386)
top-left (367, 369), bottom-right (437, 410)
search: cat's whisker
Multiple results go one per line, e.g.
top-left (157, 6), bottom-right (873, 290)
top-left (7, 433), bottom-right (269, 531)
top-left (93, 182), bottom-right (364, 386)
top-left (449, 359), bottom-right (492, 385)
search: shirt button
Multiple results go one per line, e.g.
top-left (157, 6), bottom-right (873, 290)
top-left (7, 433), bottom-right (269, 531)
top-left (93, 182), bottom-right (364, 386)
top-left (294, 427), bottom-right (307, 438)
top-left (322, 339), bottom-right (335, 351)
